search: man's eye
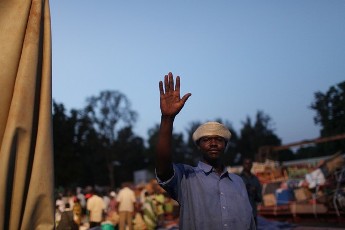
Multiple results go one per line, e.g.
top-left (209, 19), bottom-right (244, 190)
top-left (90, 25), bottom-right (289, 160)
top-left (200, 137), bottom-right (224, 143)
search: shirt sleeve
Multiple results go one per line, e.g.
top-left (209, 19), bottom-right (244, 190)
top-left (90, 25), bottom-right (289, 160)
top-left (132, 191), bottom-right (136, 203)
top-left (155, 164), bottom-right (181, 201)
top-left (249, 215), bottom-right (257, 230)
top-left (86, 199), bottom-right (91, 211)
top-left (116, 192), bottom-right (121, 202)
top-left (155, 167), bottom-right (176, 185)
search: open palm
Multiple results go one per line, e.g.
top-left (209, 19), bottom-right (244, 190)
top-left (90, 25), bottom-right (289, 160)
top-left (159, 72), bottom-right (191, 117)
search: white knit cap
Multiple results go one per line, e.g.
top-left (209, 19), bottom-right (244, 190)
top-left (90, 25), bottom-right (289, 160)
top-left (192, 121), bottom-right (231, 143)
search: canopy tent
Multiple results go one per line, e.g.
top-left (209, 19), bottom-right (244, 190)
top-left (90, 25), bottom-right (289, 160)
top-left (0, 0), bottom-right (54, 229)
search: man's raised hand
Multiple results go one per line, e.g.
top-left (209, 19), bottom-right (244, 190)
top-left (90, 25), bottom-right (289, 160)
top-left (159, 72), bottom-right (191, 118)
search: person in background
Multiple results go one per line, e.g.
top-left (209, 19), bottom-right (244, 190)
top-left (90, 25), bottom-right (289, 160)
top-left (76, 187), bottom-right (86, 215)
top-left (162, 192), bottom-right (175, 221)
top-left (56, 193), bottom-right (65, 214)
top-left (56, 203), bottom-right (79, 230)
top-left (107, 191), bottom-right (119, 227)
top-left (55, 193), bottom-right (65, 226)
top-left (116, 182), bottom-right (137, 230)
top-left (72, 197), bottom-right (83, 226)
top-left (240, 157), bottom-right (263, 227)
top-left (155, 72), bottom-right (255, 230)
top-left (142, 190), bottom-right (158, 230)
top-left (87, 188), bottom-right (106, 228)
top-left (150, 180), bottom-right (165, 228)
top-left (103, 190), bottom-right (111, 213)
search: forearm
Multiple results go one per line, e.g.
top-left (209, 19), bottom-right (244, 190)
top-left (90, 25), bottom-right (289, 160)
top-left (156, 115), bottom-right (175, 181)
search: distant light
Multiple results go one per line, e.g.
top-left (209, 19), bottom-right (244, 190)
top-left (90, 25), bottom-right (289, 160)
top-left (112, 161), bottom-right (121, 166)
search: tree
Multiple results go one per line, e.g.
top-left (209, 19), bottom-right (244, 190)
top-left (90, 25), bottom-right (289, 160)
top-left (185, 121), bottom-right (203, 165)
top-left (113, 126), bottom-right (146, 185)
top-left (53, 101), bottom-right (108, 188)
top-left (74, 112), bottom-right (109, 186)
top-left (146, 123), bottom-right (190, 166)
top-left (53, 91), bottom-right (140, 188)
top-left (219, 119), bottom-right (239, 166)
top-left (310, 81), bottom-right (345, 154)
top-left (145, 124), bottom-right (160, 172)
top-left (85, 90), bottom-right (138, 142)
top-left (238, 111), bottom-right (281, 162)
top-left (171, 132), bottom-right (189, 164)
top-left (84, 90), bottom-right (138, 188)
top-left (53, 101), bottom-right (77, 187)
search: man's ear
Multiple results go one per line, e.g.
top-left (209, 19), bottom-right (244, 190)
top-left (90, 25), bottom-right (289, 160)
top-left (224, 141), bottom-right (230, 152)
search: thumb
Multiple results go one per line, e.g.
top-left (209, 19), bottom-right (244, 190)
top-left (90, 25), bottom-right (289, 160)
top-left (181, 93), bottom-right (192, 104)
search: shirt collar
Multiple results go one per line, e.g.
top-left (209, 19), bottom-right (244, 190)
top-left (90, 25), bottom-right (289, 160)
top-left (197, 161), bottom-right (230, 178)
top-left (198, 161), bottom-right (213, 173)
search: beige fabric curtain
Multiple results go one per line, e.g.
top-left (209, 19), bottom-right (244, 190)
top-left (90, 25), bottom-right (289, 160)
top-left (0, 0), bottom-right (54, 229)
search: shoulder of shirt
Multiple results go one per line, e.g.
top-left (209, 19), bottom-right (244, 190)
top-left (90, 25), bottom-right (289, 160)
top-left (228, 172), bottom-right (244, 182)
top-left (172, 163), bottom-right (201, 175)
top-left (173, 163), bottom-right (195, 170)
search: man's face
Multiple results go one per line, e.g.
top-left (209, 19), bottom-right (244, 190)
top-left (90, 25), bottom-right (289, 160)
top-left (243, 159), bottom-right (253, 172)
top-left (198, 135), bottom-right (226, 162)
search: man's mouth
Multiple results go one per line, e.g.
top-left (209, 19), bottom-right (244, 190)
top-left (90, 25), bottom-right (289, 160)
top-left (209, 149), bottom-right (219, 153)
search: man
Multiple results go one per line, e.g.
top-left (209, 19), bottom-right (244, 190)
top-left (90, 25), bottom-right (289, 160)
top-left (106, 191), bottom-right (119, 226)
top-left (116, 182), bottom-right (137, 230)
top-left (240, 158), bottom-right (263, 227)
top-left (72, 197), bottom-right (83, 226)
top-left (156, 72), bottom-right (255, 230)
top-left (86, 189), bottom-right (106, 228)
top-left (56, 203), bottom-right (79, 230)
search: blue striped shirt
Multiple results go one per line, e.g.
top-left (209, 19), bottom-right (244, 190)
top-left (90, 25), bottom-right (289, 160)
top-left (157, 161), bottom-right (255, 230)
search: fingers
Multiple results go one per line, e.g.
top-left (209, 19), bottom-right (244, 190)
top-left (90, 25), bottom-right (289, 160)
top-left (175, 76), bottom-right (180, 92)
top-left (161, 72), bottom-right (186, 95)
top-left (168, 72), bottom-right (174, 92)
top-left (163, 72), bottom-right (175, 93)
top-left (159, 81), bottom-right (164, 95)
top-left (164, 74), bottom-right (169, 92)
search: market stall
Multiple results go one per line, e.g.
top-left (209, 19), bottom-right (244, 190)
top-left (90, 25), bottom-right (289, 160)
top-left (250, 153), bottom-right (345, 223)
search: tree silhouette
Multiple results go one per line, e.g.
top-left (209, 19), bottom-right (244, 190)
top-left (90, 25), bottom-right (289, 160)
top-left (84, 90), bottom-right (138, 188)
top-left (238, 111), bottom-right (281, 162)
top-left (310, 81), bottom-right (345, 154)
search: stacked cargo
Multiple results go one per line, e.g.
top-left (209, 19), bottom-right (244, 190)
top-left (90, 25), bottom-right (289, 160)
top-left (251, 152), bottom-right (345, 220)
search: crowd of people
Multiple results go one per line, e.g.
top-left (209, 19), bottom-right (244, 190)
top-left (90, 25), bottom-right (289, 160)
top-left (55, 158), bottom-right (262, 230)
top-left (55, 179), bottom-right (180, 230)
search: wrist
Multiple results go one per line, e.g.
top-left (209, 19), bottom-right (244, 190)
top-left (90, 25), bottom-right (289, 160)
top-left (161, 115), bottom-right (175, 121)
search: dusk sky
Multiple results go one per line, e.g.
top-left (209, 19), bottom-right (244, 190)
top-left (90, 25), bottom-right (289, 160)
top-left (50, 1), bottom-right (345, 146)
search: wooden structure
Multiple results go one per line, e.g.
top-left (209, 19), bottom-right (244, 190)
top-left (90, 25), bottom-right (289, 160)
top-left (257, 133), bottom-right (345, 162)
top-left (257, 155), bottom-right (345, 224)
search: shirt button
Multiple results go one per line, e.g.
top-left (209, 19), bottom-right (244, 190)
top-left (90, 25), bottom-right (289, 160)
top-left (220, 192), bottom-right (224, 195)
top-left (223, 206), bottom-right (226, 209)
top-left (224, 224), bottom-right (228, 227)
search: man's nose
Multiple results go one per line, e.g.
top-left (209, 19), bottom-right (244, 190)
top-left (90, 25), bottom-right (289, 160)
top-left (209, 138), bottom-right (218, 145)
